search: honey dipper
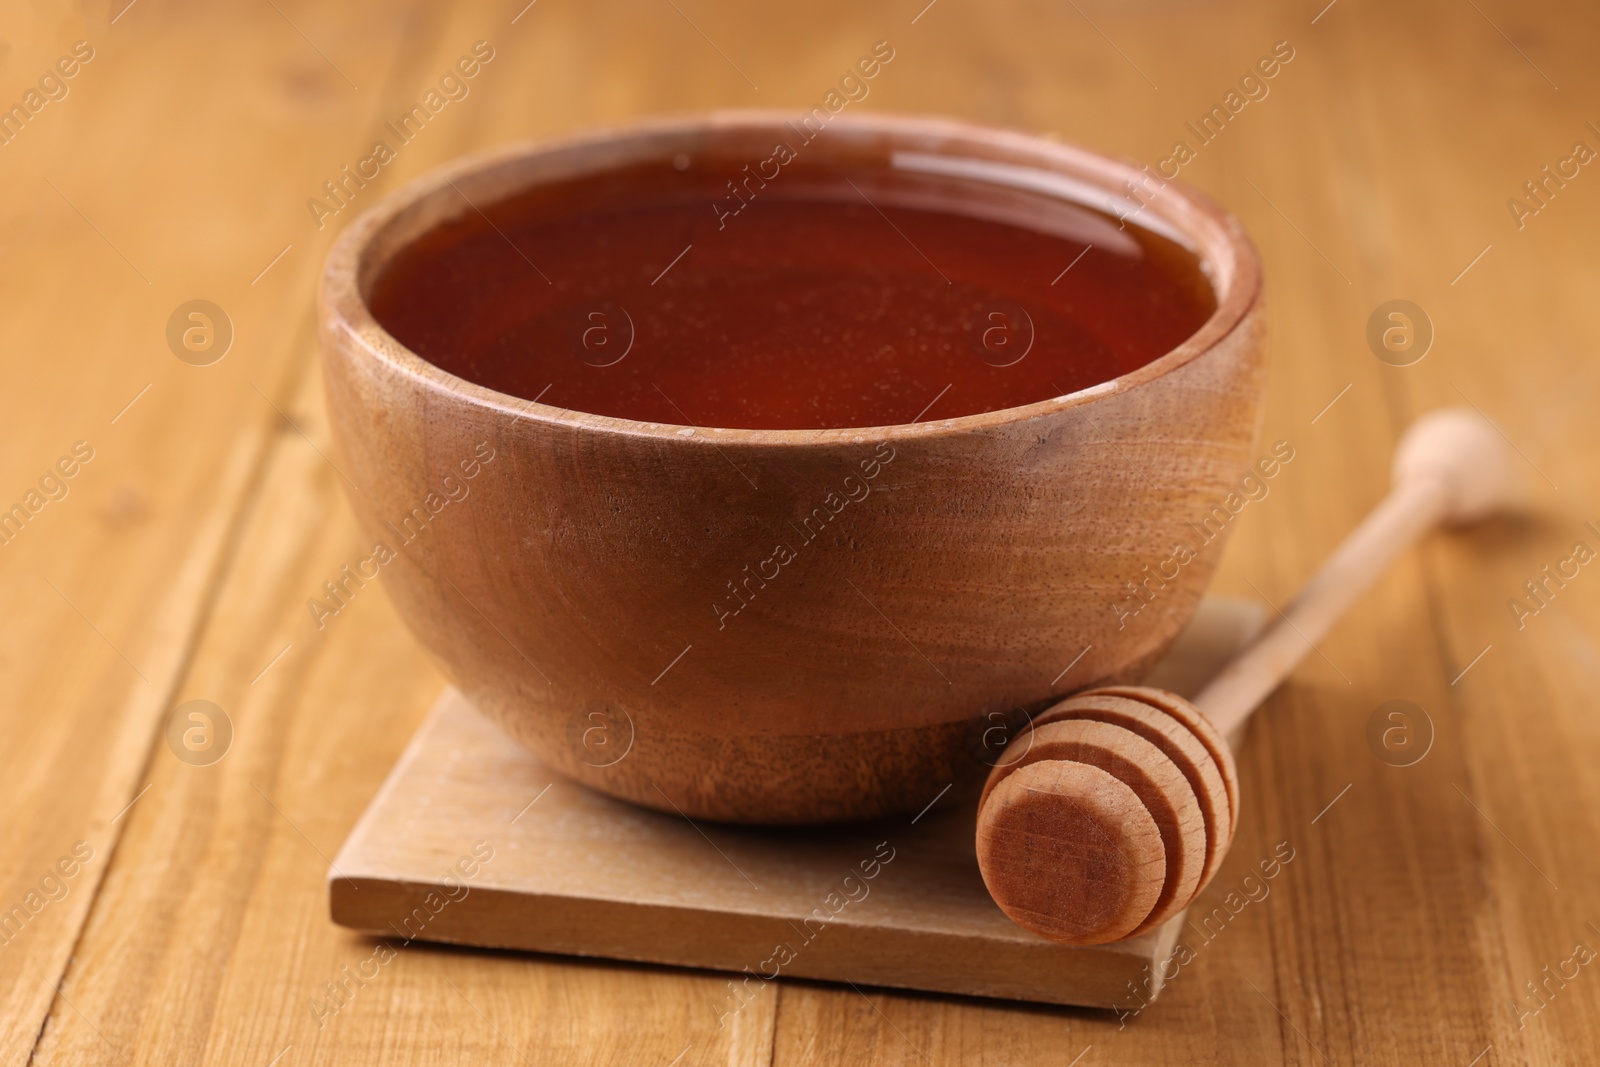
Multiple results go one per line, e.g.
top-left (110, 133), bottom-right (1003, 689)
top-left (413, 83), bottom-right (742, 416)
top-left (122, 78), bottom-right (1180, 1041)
top-left (974, 408), bottom-right (1519, 945)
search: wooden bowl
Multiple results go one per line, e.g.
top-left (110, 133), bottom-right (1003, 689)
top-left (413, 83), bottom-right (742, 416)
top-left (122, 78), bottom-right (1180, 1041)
top-left (318, 112), bottom-right (1264, 824)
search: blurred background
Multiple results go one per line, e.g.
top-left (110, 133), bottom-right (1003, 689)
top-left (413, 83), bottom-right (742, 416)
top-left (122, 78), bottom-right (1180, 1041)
top-left (2, 0), bottom-right (1598, 1064)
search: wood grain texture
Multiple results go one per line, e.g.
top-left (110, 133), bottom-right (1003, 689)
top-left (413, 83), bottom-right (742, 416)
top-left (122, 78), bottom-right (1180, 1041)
top-left (0, 2), bottom-right (435, 1062)
top-left (978, 759), bottom-right (1168, 945)
top-left (4, 0), bottom-right (1599, 1063)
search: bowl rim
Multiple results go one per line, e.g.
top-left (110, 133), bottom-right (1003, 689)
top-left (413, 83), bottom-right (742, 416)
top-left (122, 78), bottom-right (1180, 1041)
top-left (320, 109), bottom-right (1263, 447)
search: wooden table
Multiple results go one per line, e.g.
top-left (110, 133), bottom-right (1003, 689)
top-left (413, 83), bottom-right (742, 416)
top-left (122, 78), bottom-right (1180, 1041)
top-left (3, 0), bottom-right (1596, 1062)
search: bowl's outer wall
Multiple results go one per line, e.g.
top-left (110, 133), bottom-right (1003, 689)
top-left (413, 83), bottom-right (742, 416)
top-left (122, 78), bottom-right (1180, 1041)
top-left (318, 120), bottom-right (1266, 824)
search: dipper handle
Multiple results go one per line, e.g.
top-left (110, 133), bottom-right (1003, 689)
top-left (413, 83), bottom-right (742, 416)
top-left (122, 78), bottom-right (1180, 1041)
top-left (1198, 407), bottom-right (1519, 734)
top-left (973, 408), bottom-right (1519, 946)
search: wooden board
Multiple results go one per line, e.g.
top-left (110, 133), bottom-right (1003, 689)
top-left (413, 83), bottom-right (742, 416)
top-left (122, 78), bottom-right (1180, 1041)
top-left (330, 598), bottom-right (1264, 1008)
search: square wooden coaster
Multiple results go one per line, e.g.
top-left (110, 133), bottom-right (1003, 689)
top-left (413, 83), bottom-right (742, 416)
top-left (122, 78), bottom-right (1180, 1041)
top-left (330, 598), bottom-right (1262, 1008)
